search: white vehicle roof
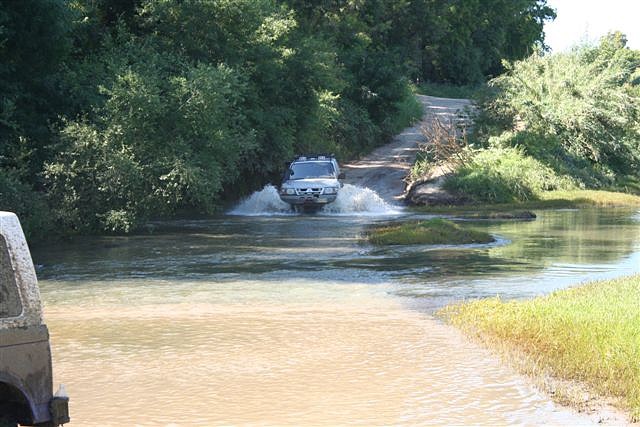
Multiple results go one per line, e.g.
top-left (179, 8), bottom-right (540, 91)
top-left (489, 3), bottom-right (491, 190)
top-left (0, 211), bottom-right (44, 329)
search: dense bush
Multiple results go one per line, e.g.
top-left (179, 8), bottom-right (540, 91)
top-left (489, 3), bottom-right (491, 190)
top-left (47, 28), bottom-right (256, 232)
top-left (48, 0), bottom-right (427, 232)
top-left (0, 171), bottom-right (53, 238)
top-left (443, 33), bottom-right (640, 203)
top-left (444, 146), bottom-right (575, 203)
top-left (476, 33), bottom-right (640, 185)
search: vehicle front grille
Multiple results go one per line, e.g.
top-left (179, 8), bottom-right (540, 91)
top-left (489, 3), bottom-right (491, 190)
top-left (295, 188), bottom-right (323, 195)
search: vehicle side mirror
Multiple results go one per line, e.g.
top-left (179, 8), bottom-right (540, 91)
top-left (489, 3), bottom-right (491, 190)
top-left (338, 172), bottom-right (346, 179)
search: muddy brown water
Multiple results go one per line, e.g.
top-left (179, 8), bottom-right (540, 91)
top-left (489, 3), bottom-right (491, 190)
top-left (34, 206), bottom-right (640, 426)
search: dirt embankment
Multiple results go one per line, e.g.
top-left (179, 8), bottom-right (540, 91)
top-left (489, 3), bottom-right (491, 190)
top-left (342, 95), bottom-right (471, 204)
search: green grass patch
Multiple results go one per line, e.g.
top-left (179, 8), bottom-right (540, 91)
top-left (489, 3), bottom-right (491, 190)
top-left (539, 190), bottom-right (640, 207)
top-left (412, 189), bottom-right (640, 214)
top-left (438, 275), bottom-right (640, 421)
top-left (367, 218), bottom-right (494, 245)
top-left (443, 146), bottom-right (577, 204)
top-left (418, 81), bottom-right (483, 99)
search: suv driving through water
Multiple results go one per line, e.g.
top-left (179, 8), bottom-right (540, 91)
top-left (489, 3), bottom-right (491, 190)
top-left (279, 154), bottom-right (345, 211)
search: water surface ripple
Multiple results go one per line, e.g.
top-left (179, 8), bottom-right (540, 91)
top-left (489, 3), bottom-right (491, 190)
top-left (35, 208), bottom-right (640, 425)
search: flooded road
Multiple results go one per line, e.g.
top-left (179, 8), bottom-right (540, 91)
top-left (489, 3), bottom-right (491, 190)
top-left (34, 199), bottom-right (640, 425)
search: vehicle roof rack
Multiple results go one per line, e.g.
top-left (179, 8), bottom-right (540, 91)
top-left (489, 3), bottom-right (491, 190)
top-left (293, 153), bottom-right (336, 162)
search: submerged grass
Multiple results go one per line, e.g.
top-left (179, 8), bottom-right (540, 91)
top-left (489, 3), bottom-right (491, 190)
top-left (439, 275), bottom-right (640, 421)
top-left (412, 189), bottom-right (640, 214)
top-left (368, 218), bottom-right (494, 245)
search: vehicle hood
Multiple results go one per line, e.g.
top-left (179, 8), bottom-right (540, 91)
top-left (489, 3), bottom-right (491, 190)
top-left (282, 178), bottom-right (339, 188)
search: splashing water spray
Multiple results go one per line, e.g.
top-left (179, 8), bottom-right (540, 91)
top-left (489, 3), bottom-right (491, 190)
top-left (229, 184), bottom-right (401, 216)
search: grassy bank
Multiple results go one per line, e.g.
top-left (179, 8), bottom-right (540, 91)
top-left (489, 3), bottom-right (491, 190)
top-left (538, 190), bottom-right (640, 207)
top-left (367, 218), bottom-right (494, 245)
top-left (439, 275), bottom-right (640, 421)
top-left (412, 189), bottom-right (640, 214)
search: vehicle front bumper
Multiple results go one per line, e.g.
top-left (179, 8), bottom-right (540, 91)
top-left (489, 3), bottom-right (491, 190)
top-left (50, 395), bottom-right (70, 425)
top-left (279, 194), bottom-right (337, 206)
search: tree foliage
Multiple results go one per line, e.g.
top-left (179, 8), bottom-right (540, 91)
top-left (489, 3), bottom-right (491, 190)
top-left (0, 0), bottom-right (554, 237)
top-left (0, 0), bottom-right (71, 163)
top-left (479, 33), bottom-right (640, 182)
top-left (451, 33), bottom-right (640, 202)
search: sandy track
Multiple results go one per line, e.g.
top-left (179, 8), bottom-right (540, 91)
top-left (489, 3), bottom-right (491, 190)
top-left (342, 95), bottom-right (471, 203)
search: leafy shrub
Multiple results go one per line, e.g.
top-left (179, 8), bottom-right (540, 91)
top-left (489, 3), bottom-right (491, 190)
top-left (476, 33), bottom-right (640, 185)
top-left (444, 146), bottom-right (575, 203)
top-left (0, 171), bottom-right (53, 240)
top-left (46, 43), bottom-right (254, 232)
top-left (487, 131), bottom-right (614, 188)
top-left (385, 83), bottom-right (424, 135)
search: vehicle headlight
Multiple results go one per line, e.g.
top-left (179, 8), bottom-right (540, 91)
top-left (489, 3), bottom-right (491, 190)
top-left (324, 187), bottom-right (338, 194)
top-left (286, 188), bottom-right (295, 195)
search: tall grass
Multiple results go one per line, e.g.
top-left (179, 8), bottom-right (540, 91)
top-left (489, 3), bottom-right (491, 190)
top-left (443, 146), bottom-right (576, 203)
top-left (439, 275), bottom-right (640, 421)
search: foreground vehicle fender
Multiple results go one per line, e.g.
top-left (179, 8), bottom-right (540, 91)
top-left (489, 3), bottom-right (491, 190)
top-left (0, 212), bottom-right (69, 426)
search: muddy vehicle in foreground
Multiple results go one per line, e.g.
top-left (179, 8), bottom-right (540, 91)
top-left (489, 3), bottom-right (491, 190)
top-left (0, 212), bottom-right (69, 426)
top-left (279, 154), bottom-right (345, 211)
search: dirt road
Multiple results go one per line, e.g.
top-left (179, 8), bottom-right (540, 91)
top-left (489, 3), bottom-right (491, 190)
top-left (342, 95), bottom-right (471, 203)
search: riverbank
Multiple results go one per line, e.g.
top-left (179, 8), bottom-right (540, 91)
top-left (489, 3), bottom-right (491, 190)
top-left (438, 274), bottom-right (640, 423)
top-left (411, 189), bottom-right (640, 214)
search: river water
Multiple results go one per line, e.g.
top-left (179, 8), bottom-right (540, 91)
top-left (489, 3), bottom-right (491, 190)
top-left (33, 186), bottom-right (640, 426)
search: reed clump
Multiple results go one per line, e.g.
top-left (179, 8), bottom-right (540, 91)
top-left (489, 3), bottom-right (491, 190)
top-left (439, 275), bottom-right (640, 421)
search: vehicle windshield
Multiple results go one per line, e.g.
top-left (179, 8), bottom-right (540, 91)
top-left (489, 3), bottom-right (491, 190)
top-left (288, 162), bottom-right (335, 180)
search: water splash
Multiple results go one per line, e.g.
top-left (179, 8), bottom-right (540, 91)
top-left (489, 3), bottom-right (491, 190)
top-left (229, 185), bottom-right (292, 216)
top-left (229, 184), bottom-right (401, 216)
top-left (321, 184), bottom-right (401, 215)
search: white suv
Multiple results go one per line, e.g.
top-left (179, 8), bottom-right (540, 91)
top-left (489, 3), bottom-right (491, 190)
top-left (279, 154), bottom-right (345, 211)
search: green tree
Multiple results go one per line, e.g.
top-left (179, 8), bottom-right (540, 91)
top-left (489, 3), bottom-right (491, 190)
top-left (0, 0), bottom-right (71, 177)
top-left (0, 0), bottom-right (72, 237)
top-left (48, 30), bottom-right (255, 231)
top-left (475, 32), bottom-right (640, 187)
